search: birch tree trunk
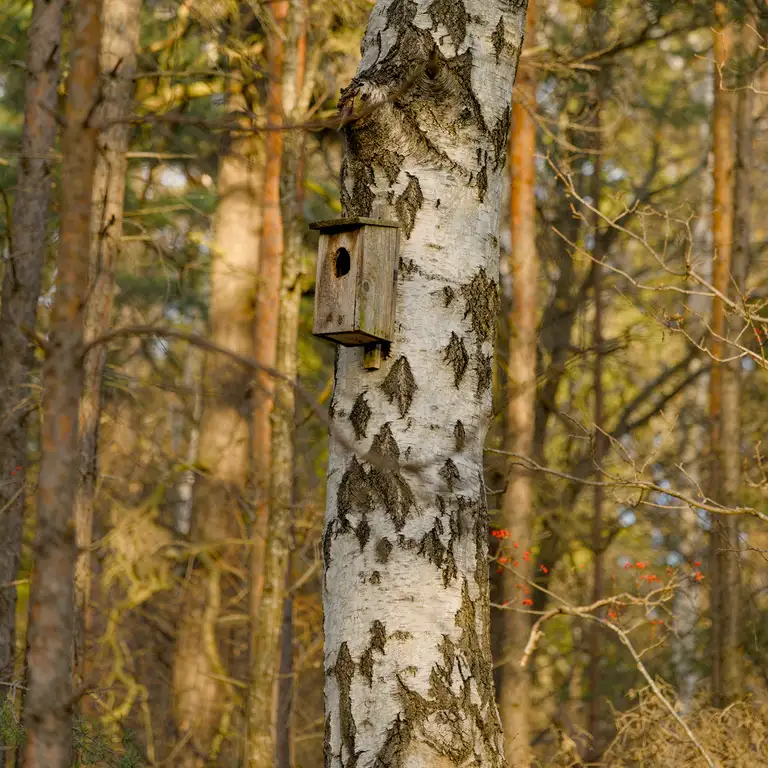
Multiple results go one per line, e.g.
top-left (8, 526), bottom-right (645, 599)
top-left (22, 1), bottom-right (103, 765)
top-left (709, 6), bottom-right (739, 707)
top-left (73, 0), bottom-right (142, 693)
top-left (0, 0), bottom-right (64, 703)
top-left (494, 1), bottom-right (536, 764)
top-left (171, 91), bottom-right (263, 767)
top-left (323, 2), bottom-right (528, 765)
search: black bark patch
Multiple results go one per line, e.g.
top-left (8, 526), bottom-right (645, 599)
top-left (387, 0), bottom-right (418, 27)
top-left (427, 0), bottom-right (469, 51)
top-left (381, 356), bottom-right (417, 417)
top-left (368, 424), bottom-right (417, 531)
top-left (359, 619), bottom-right (387, 686)
top-left (418, 517), bottom-right (458, 587)
top-left (443, 285), bottom-right (456, 307)
top-left (394, 173), bottom-right (424, 238)
top-left (324, 715), bottom-right (331, 768)
top-left (443, 332), bottom-right (469, 388)
top-left (331, 642), bottom-right (358, 765)
top-left (418, 518), bottom-right (446, 568)
top-left (460, 268), bottom-right (499, 343)
top-left (376, 537), bottom-right (393, 564)
top-left (323, 522), bottom-right (334, 571)
top-left (356, 514), bottom-right (371, 551)
top-left (454, 420), bottom-right (466, 452)
top-left (379, 148), bottom-right (405, 185)
top-left (399, 257), bottom-right (417, 279)
top-left (376, 713), bottom-right (412, 766)
top-left (370, 570), bottom-right (381, 585)
top-left (491, 16), bottom-right (505, 63)
top-left (490, 105), bottom-right (511, 170)
top-left (337, 457), bottom-right (373, 532)
top-left (475, 350), bottom-right (493, 397)
top-left (340, 157), bottom-right (375, 217)
top-left (439, 458), bottom-right (460, 491)
top-left (477, 158), bottom-right (488, 202)
top-left (350, 393), bottom-right (372, 440)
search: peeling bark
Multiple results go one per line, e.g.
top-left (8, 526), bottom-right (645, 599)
top-left (0, 0), bottom-right (65, 707)
top-left (22, 1), bottom-right (103, 766)
top-left (323, 2), bottom-right (529, 765)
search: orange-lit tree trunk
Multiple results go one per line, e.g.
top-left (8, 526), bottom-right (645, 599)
top-left (245, 2), bottom-right (290, 763)
top-left (73, 0), bottom-right (142, 694)
top-left (21, 2), bottom-right (103, 766)
top-left (0, 0), bottom-right (65, 711)
top-left (709, 6), bottom-right (739, 707)
top-left (494, 1), bottom-right (537, 764)
top-left (249, 1), bottom-right (309, 764)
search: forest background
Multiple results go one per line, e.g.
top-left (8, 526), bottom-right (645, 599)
top-left (1, 0), bottom-right (768, 766)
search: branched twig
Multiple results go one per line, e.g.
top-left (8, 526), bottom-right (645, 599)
top-left (486, 448), bottom-right (768, 524)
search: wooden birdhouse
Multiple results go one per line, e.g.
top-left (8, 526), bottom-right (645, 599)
top-left (311, 217), bottom-right (400, 349)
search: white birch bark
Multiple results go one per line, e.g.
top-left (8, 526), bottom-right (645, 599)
top-left (323, 2), bottom-right (529, 765)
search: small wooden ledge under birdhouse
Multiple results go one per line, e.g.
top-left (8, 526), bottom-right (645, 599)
top-left (311, 217), bottom-right (400, 368)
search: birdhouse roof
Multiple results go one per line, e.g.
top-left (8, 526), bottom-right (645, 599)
top-left (309, 217), bottom-right (400, 233)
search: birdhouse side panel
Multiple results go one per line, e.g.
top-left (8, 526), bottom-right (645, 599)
top-left (356, 226), bottom-right (399, 343)
top-left (313, 229), bottom-right (362, 338)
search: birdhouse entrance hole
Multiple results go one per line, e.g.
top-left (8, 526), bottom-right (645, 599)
top-left (334, 247), bottom-right (351, 278)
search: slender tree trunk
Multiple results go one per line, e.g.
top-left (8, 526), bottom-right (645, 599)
top-left (249, 0), bottom-right (289, 627)
top-left (674, 142), bottom-right (712, 711)
top-left (712, 12), bottom-right (754, 707)
top-left (586, 4), bottom-right (607, 752)
top-left (709, 7), bottom-right (738, 708)
top-left (323, 3), bottom-right (528, 766)
top-left (248, 2), bottom-right (307, 762)
top-left (494, 2), bottom-right (537, 764)
top-left (73, 0), bottom-right (142, 695)
top-left (171, 91), bottom-right (263, 767)
top-left (587, 92), bottom-right (606, 764)
top-left (0, 0), bottom-right (65, 706)
top-left (21, 2), bottom-right (103, 766)
top-left (175, 317), bottom-right (205, 537)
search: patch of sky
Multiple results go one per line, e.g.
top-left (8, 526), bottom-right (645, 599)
top-left (666, 551), bottom-right (683, 567)
top-left (618, 509), bottom-right (636, 528)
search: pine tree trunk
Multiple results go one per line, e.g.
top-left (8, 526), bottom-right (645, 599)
top-left (494, 1), bottom-right (536, 764)
top-left (171, 94), bottom-right (263, 767)
top-left (709, 7), bottom-right (739, 708)
top-left (712, 12), bottom-right (755, 707)
top-left (0, 0), bottom-right (65, 703)
top-left (322, 2), bottom-right (529, 765)
top-left (248, 3), bottom-right (307, 761)
top-left (73, 0), bottom-right (142, 695)
top-left (21, 2), bottom-right (103, 766)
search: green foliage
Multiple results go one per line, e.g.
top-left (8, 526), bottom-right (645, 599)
top-left (72, 718), bottom-right (145, 768)
top-left (0, 694), bottom-right (26, 747)
top-left (1, 696), bottom-right (145, 767)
